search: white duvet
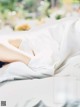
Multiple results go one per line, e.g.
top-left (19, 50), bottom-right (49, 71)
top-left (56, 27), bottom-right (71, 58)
top-left (0, 17), bottom-right (80, 82)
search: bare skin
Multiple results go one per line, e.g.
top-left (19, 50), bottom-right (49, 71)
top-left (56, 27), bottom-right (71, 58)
top-left (0, 36), bottom-right (34, 65)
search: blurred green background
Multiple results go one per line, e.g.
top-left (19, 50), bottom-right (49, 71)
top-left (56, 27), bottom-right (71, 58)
top-left (0, 0), bottom-right (80, 31)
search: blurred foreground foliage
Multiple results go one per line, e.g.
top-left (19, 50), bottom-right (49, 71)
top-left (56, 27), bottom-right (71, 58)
top-left (0, 0), bottom-right (51, 30)
top-left (0, 0), bottom-right (50, 19)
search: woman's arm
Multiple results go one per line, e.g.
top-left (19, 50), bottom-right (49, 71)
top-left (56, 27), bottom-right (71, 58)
top-left (0, 37), bottom-right (31, 65)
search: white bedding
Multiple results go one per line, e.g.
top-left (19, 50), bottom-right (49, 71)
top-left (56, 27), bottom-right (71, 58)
top-left (0, 17), bottom-right (80, 107)
top-left (0, 77), bottom-right (54, 107)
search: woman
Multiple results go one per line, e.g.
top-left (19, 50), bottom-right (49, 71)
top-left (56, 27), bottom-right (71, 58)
top-left (0, 28), bottom-right (59, 80)
top-left (0, 17), bottom-right (79, 82)
top-left (0, 29), bottom-right (58, 82)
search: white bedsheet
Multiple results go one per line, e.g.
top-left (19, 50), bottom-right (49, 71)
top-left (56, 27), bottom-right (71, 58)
top-left (0, 17), bottom-right (80, 82)
top-left (0, 17), bottom-right (80, 107)
top-left (0, 77), bottom-right (54, 107)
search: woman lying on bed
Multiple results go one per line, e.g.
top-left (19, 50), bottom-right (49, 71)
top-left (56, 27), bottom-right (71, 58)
top-left (0, 25), bottom-right (61, 83)
top-left (0, 16), bottom-right (79, 69)
top-left (0, 29), bottom-right (59, 72)
top-left (0, 29), bottom-right (59, 83)
top-left (0, 17), bottom-right (79, 81)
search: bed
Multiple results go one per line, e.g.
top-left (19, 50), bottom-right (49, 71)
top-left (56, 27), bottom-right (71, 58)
top-left (0, 17), bottom-right (80, 107)
top-left (0, 77), bottom-right (54, 107)
top-left (0, 77), bottom-right (80, 107)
